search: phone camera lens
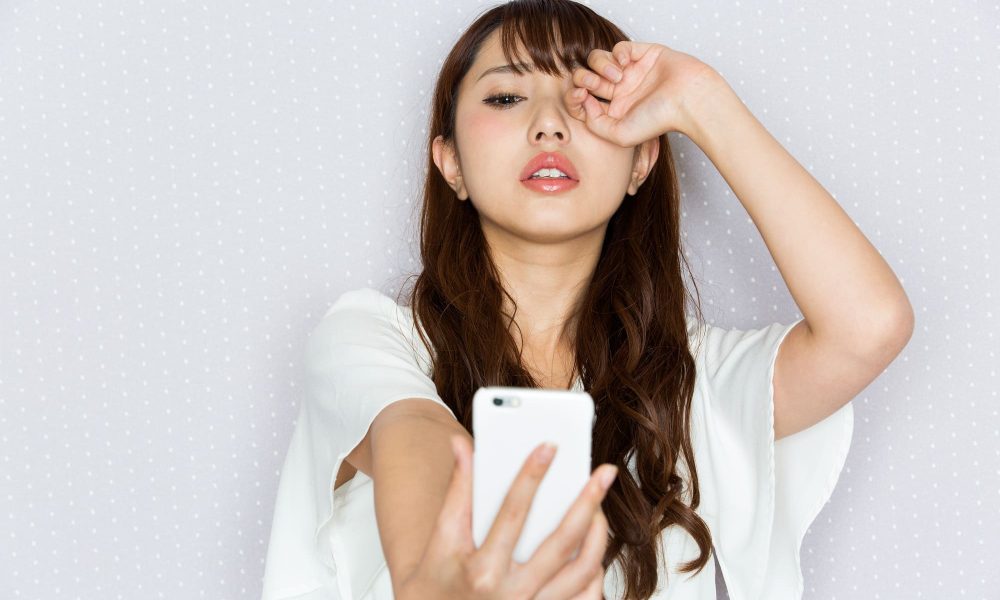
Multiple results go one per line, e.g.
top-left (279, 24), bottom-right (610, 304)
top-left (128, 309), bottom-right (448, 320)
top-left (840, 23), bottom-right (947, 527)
top-left (493, 397), bottom-right (503, 406)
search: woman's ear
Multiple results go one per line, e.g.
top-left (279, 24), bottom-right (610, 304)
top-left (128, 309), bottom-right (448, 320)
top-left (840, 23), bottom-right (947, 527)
top-left (432, 135), bottom-right (469, 200)
top-left (627, 136), bottom-right (661, 196)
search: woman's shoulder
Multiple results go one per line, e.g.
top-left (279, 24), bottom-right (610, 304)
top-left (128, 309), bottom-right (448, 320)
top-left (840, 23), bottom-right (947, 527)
top-left (321, 286), bottom-right (404, 316)
top-left (316, 286), bottom-right (420, 333)
top-left (310, 286), bottom-right (432, 372)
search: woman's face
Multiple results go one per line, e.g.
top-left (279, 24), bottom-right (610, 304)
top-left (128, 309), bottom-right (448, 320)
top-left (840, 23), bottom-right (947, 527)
top-left (433, 29), bottom-right (658, 245)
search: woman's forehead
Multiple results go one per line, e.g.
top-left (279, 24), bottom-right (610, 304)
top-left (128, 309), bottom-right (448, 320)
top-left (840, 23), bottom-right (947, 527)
top-left (471, 41), bottom-right (580, 82)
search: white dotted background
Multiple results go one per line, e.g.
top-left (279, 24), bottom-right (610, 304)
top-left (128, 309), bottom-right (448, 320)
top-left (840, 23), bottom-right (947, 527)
top-left (0, 0), bottom-right (995, 598)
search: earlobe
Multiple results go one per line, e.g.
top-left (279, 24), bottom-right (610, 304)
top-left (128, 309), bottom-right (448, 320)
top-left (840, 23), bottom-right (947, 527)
top-left (454, 176), bottom-right (468, 201)
top-left (627, 174), bottom-right (640, 196)
top-left (628, 137), bottom-right (661, 195)
top-left (432, 135), bottom-right (467, 200)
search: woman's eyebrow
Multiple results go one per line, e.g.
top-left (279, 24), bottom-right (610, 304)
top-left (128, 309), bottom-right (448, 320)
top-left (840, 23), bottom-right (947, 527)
top-left (476, 59), bottom-right (580, 83)
top-left (476, 62), bottom-right (535, 82)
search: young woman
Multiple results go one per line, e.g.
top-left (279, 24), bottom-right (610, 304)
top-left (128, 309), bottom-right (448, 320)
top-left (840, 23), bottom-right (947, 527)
top-left (262, 1), bottom-right (914, 599)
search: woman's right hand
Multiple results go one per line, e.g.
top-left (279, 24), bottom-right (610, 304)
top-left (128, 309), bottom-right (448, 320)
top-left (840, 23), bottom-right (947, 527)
top-left (393, 434), bottom-right (618, 600)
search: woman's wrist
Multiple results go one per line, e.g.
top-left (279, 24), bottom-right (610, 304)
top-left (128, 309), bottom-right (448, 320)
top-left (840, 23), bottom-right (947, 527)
top-left (673, 69), bottom-right (738, 140)
top-left (675, 75), bottom-right (744, 147)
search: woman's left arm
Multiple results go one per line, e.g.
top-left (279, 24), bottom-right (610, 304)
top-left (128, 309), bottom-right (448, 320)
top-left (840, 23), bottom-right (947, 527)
top-left (683, 76), bottom-right (914, 351)
top-left (573, 42), bottom-right (914, 346)
top-left (683, 76), bottom-right (915, 439)
top-left (572, 42), bottom-right (915, 438)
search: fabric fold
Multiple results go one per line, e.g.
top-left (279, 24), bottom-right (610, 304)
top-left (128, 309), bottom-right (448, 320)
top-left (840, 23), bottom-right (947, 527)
top-left (691, 317), bottom-right (854, 600)
top-left (263, 288), bottom-right (455, 600)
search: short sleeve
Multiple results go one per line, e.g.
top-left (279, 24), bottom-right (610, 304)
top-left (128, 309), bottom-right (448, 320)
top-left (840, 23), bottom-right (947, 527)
top-left (261, 287), bottom-right (456, 600)
top-left (690, 317), bottom-right (854, 600)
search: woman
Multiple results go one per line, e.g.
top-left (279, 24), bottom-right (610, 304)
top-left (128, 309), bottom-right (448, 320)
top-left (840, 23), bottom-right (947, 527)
top-left (262, 1), bottom-right (914, 598)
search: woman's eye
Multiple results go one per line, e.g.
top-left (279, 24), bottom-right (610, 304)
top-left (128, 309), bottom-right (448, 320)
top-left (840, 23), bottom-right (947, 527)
top-left (482, 91), bottom-right (612, 110)
top-left (483, 92), bottom-right (524, 110)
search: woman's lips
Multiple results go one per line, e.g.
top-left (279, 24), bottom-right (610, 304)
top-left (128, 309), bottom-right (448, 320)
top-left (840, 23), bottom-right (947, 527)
top-left (519, 151), bottom-right (580, 182)
top-left (520, 177), bottom-right (580, 194)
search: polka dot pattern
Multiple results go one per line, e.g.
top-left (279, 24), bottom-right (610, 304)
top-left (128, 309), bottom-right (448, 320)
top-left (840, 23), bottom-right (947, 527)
top-left (0, 1), bottom-right (993, 598)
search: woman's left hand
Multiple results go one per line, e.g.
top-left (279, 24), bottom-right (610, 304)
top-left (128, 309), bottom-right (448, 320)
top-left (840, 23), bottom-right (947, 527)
top-left (566, 40), bottom-right (728, 147)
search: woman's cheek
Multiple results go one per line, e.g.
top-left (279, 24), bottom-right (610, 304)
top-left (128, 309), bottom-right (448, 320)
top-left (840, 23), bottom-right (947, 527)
top-left (466, 110), bottom-right (511, 139)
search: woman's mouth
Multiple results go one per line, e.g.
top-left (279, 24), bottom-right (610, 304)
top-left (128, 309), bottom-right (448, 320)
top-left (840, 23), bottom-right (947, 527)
top-left (519, 151), bottom-right (581, 194)
top-left (520, 177), bottom-right (580, 194)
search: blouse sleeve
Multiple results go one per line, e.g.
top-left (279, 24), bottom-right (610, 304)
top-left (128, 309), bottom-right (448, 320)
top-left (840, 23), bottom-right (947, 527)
top-left (261, 287), bottom-right (457, 600)
top-left (690, 317), bottom-right (855, 600)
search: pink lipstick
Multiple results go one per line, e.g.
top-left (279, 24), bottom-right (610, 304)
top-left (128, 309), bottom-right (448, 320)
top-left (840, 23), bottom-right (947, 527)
top-left (519, 151), bottom-right (580, 194)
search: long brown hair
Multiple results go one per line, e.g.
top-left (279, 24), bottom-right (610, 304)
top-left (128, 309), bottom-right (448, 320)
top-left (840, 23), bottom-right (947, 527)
top-left (395, 1), bottom-right (710, 597)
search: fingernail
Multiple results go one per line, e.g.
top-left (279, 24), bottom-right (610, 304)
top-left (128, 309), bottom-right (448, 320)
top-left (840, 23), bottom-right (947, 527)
top-left (598, 466), bottom-right (618, 490)
top-left (603, 65), bottom-right (622, 82)
top-left (535, 442), bottom-right (557, 464)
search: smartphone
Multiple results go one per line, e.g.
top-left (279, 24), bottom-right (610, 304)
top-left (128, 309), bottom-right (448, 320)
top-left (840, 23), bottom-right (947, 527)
top-left (471, 385), bottom-right (595, 564)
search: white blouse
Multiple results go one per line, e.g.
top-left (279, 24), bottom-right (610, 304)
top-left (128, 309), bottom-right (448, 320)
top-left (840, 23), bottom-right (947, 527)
top-left (261, 287), bottom-right (854, 600)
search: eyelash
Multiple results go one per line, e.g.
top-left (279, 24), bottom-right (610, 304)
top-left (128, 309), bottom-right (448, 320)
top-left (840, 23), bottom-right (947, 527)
top-left (483, 90), bottom-right (610, 110)
top-left (483, 92), bottom-right (524, 110)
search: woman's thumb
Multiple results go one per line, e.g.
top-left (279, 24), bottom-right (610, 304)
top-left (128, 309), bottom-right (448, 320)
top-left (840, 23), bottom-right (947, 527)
top-left (581, 94), bottom-right (613, 140)
top-left (431, 434), bottom-right (475, 550)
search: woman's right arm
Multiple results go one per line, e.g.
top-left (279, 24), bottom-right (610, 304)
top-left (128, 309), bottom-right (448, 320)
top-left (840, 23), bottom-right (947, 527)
top-left (346, 396), bottom-right (613, 599)
top-left (344, 397), bottom-right (469, 587)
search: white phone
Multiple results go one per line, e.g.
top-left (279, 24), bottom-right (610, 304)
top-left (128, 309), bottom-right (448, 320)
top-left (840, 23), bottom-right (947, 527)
top-left (472, 385), bottom-right (595, 564)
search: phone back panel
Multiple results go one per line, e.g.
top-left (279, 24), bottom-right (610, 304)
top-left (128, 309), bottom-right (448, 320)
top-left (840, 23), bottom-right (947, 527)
top-left (472, 386), bottom-right (594, 564)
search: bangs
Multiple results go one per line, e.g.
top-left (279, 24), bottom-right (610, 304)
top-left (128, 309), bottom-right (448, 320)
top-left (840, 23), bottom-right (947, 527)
top-left (494, 0), bottom-right (626, 78)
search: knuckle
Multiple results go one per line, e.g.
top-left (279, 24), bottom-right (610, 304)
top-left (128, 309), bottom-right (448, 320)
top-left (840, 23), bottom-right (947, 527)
top-left (500, 502), bottom-right (527, 526)
top-left (463, 562), bottom-right (501, 594)
top-left (468, 574), bottom-right (498, 595)
top-left (551, 531), bottom-right (578, 560)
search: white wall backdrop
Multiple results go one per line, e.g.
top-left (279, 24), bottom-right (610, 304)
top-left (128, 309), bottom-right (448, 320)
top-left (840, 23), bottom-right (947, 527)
top-left (1, 1), bottom-right (995, 598)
